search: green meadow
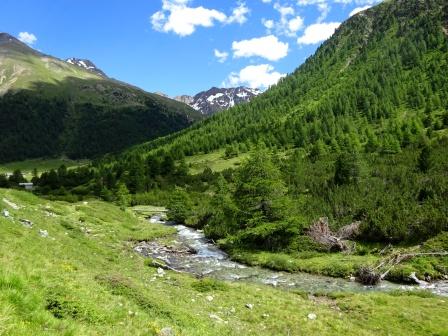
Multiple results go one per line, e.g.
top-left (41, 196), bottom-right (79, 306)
top-left (0, 188), bottom-right (447, 335)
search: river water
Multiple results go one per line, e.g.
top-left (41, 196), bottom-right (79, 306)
top-left (134, 215), bottom-right (448, 296)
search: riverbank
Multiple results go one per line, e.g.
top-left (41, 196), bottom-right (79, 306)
top-left (1, 189), bottom-right (447, 335)
top-left (227, 246), bottom-right (448, 284)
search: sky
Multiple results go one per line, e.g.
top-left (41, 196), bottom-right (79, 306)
top-left (1, 0), bottom-right (381, 96)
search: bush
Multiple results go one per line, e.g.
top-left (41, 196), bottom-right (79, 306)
top-left (191, 278), bottom-right (228, 292)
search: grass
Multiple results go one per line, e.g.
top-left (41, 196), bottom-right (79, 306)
top-left (0, 158), bottom-right (89, 178)
top-left (185, 150), bottom-right (250, 174)
top-left (131, 205), bottom-right (167, 217)
top-left (229, 247), bottom-right (448, 283)
top-left (0, 188), bottom-right (447, 335)
top-left (229, 250), bottom-right (379, 278)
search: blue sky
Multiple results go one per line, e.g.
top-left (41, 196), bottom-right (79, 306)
top-left (1, 0), bottom-right (380, 96)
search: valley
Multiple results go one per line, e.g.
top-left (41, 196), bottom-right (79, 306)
top-left (1, 0), bottom-right (448, 334)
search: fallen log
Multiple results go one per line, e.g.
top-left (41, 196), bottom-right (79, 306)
top-left (307, 217), bottom-right (360, 252)
top-left (357, 251), bottom-right (448, 285)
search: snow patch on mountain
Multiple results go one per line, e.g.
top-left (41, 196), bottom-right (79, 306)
top-left (173, 87), bottom-right (261, 115)
top-left (66, 58), bottom-right (106, 77)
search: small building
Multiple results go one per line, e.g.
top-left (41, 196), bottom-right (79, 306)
top-left (18, 182), bottom-right (34, 191)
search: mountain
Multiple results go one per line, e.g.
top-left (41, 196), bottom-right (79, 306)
top-left (66, 57), bottom-right (107, 77)
top-left (173, 87), bottom-right (261, 115)
top-left (132, 0), bottom-right (448, 157)
top-left (0, 33), bottom-right (201, 162)
top-left (174, 94), bottom-right (194, 106)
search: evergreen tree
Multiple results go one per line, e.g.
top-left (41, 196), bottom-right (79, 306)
top-left (234, 150), bottom-right (287, 226)
top-left (116, 183), bottom-right (131, 210)
top-left (167, 188), bottom-right (192, 224)
top-left (417, 145), bottom-right (432, 173)
top-left (333, 153), bottom-right (360, 186)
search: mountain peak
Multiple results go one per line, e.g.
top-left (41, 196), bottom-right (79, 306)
top-left (173, 86), bottom-right (261, 115)
top-left (66, 58), bottom-right (107, 77)
top-left (0, 32), bottom-right (42, 57)
top-left (0, 33), bottom-right (17, 43)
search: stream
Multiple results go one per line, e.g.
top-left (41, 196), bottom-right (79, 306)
top-left (135, 215), bottom-right (448, 296)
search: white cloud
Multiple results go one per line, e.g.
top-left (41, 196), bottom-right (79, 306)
top-left (288, 16), bottom-right (304, 33)
top-left (227, 2), bottom-right (250, 25)
top-left (274, 3), bottom-right (294, 17)
top-left (214, 49), bottom-right (229, 63)
top-left (262, 19), bottom-right (274, 29)
top-left (298, 0), bottom-right (377, 4)
top-left (297, 22), bottom-right (340, 44)
top-left (263, 3), bottom-right (304, 37)
top-left (232, 35), bottom-right (289, 61)
top-left (151, 0), bottom-right (249, 37)
top-left (317, 3), bottom-right (331, 22)
top-left (223, 64), bottom-right (285, 89)
top-left (18, 32), bottom-right (37, 45)
top-left (349, 5), bottom-right (371, 16)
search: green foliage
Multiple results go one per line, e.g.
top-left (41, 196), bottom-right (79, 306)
top-left (115, 182), bottom-right (131, 210)
top-left (417, 145), bottom-right (432, 173)
top-left (234, 150), bottom-right (287, 225)
top-left (191, 278), bottom-right (229, 292)
top-left (167, 188), bottom-right (193, 224)
top-left (333, 153), bottom-right (360, 186)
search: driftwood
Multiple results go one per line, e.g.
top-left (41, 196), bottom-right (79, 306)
top-left (357, 266), bottom-right (382, 285)
top-left (357, 251), bottom-right (448, 285)
top-left (307, 217), bottom-right (360, 252)
top-left (151, 259), bottom-right (184, 273)
top-left (378, 252), bottom-right (448, 280)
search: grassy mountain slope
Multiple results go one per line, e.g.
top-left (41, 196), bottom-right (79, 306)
top-left (1, 188), bottom-right (447, 335)
top-left (128, 0), bottom-right (448, 158)
top-left (0, 33), bottom-right (201, 162)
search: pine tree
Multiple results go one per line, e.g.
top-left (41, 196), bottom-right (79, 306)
top-left (417, 145), bottom-right (432, 173)
top-left (116, 183), bottom-right (131, 210)
top-left (333, 153), bottom-right (360, 186)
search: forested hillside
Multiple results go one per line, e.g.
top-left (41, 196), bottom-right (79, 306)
top-left (129, 0), bottom-right (448, 158)
top-left (0, 33), bottom-right (201, 162)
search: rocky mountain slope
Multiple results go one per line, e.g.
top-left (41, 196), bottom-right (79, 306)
top-left (0, 33), bottom-right (201, 162)
top-left (178, 87), bottom-right (261, 115)
top-left (66, 57), bottom-right (107, 77)
top-left (156, 87), bottom-right (261, 115)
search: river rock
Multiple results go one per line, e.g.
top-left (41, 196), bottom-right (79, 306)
top-left (2, 198), bottom-right (20, 210)
top-left (39, 229), bottom-right (49, 238)
top-left (159, 327), bottom-right (175, 336)
top-left (19, 219), bottom-right (33, 228)
top-left (157, 268), bottom-right (165, 277)
top-left (308, 313), bottom-right (317, 320)
top-left (209, 314), bottom-right (223, 322)
top-left (409, 272), bottom-right (427, 285)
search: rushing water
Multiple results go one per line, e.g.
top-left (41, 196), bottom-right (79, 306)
top-left (135, 215), bottom-right (448, 296)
